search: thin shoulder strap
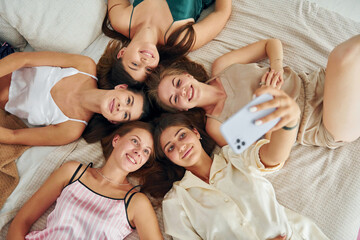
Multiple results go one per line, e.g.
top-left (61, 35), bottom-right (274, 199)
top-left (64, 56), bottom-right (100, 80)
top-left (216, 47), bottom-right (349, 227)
top-left (77, 162), bottom-right (93, 181)
top-left (164, 21), bottom-right (175, 44)
top-left (124, 185), bottom-right (141, 230)
top-left (77, 71), bottom-right (98, 81)
top-left (129, 5), bottom-right (135, 38)
top-left (124, 185), bottom-right (141, 208)
top-left (68, 163), bottom-right (83, 185)
top-left (67, 118), bottom-right (88, 125)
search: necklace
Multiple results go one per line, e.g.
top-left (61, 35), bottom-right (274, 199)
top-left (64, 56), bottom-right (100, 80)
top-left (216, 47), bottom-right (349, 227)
top-left (95, 168), bottom-right (130, 186)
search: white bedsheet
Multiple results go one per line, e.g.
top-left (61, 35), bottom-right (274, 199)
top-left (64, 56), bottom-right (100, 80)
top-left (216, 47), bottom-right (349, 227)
top-left (1, 0), bottom-right (360, 239)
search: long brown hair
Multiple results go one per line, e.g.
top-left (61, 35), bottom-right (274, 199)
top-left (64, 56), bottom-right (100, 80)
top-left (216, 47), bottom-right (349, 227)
top-left (141, 109), bottom-right (216, 205)
top-left (146, 56), bottom-right (209, 112)
top-left (102, 13), bottom-right (196, 63)
top-left (101, 121), bottom-right (156, 179)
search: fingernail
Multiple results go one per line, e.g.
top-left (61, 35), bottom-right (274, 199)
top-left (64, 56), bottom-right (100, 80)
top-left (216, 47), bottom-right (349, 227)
top-left (249, 107), bottom-right (257, 112)
top-left (255, 120), bottom-right (262, 125)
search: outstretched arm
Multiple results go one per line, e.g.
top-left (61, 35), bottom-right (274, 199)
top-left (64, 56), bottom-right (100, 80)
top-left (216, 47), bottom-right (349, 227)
top-left (211, 39), bottom-right (284, 78)
top-left (0, 121), bottom-right (85, 146)
top-left (252, 87), bottom-right (300, 167)
top-left (7, 161), bottom-right (79, 239)
top-left (191, 0), bottom-right (232, 50)
top-left (129, 193), bottom-right (163, 240)
top-left (0, 51), bottom-right (96, 78)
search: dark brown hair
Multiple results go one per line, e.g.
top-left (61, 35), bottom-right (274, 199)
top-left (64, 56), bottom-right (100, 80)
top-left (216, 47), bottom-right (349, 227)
top-left (141, 109), bottom-right (216, 205)
top-left (82, 39), bottom-right (151, 143)
top-left (146, 56), bottom-right (209, 112)
top-left (101, 121), bottom-right (156, 179)
top-left (102, 14), bottom-right (196, 63)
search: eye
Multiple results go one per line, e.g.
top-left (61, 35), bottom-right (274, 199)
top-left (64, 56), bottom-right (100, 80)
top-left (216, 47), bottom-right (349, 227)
top-left (132, 62), bottom-right (138, 67)
top-left (124, 112), bottom-right (128, 120)
top-left (126, 96), bottom-right (131, 105)
top-left (174, 95), bottom-right (178, 104)
top-left (179, 132), bottom-right (186, 139)
top-left (144, 149), bottom-right (150, 155)
top-left (167, 145), bottom-right (174, 153)
top-left (131, 138), bottom-right (139, 145)
top-left (176, 79), bottom-right (181, 87)
top-left (146, 67), bottom-right (152, 73)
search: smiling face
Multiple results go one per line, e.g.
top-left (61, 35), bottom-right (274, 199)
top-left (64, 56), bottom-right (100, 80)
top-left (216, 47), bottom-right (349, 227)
top-left (157, 73), bottom-right (200, 111)
top-left (112, 128), bottom-right (154, 173)
top-left (118, 41), bottom-right (160, 82)
top-left (100, 85), bottom-right (144, 123)
top-left (160, 125), bottom-right (202, 168)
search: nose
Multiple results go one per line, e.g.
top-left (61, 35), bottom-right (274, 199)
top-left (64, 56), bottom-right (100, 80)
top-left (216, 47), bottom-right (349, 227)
top-left (180, 143), bottom-right (186, 153)
top-left (181, 87), bottom-right (186, 97)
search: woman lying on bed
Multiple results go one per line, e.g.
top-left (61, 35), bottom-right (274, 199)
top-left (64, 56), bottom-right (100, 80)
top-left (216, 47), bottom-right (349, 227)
top-left (147, 35), bottom-right (360, 149)
top-left (145, 112), bottom-right (328, 239)
top-left (0, 51), bottom-right (149, 146)
top-left (7, 121), bottom-right (163, 239)
top-left (102, 0), bottom-right (232, 82)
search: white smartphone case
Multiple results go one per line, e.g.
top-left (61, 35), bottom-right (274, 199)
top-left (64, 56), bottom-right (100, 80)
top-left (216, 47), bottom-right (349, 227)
top-left (220, 93), bottom-right (280, 154)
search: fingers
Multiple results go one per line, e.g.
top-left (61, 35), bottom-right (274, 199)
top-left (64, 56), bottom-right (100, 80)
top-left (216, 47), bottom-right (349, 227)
top-left (259, 70), bottom-right (283, 89)
top-left (251, 87), bottom-right (300, 130)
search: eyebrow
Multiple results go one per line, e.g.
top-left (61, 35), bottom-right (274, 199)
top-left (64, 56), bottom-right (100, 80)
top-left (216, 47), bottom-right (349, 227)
top-left (163, 128), bottom-right (183, 150)
top-left (168, 78), bottom-right (176, 105)
top-left (133, 135), bottom-right (153, 152)
top-left (128, 65), bottom-right (137, 71)
top-left (127, 95), bottom-right (134, 121)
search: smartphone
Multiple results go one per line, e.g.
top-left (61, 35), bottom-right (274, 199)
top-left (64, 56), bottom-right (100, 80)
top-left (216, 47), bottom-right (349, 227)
top-left (220, 93), bottom-right (280, 154)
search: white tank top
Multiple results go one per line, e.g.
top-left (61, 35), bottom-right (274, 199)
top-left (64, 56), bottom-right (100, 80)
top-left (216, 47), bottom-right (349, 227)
top-left (5, 66), bottom-right (98, 126)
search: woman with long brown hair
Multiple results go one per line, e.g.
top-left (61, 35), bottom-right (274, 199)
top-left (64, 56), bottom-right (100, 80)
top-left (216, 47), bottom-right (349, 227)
top-left (102, 0), bottom-right (232, 82)
top-left (146, 112), bottom-right (328, 239)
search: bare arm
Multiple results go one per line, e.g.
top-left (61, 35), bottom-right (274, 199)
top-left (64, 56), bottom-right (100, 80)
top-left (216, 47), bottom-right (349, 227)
top-left (0, 51), bottom-right (96, 78)
top-left (191, 0), bottom-right (232, 50)
top-left (206, 117), bottom-right (227, 147)
top-left (0, 121), bottom-right (85, 146)
top-left (107, 0), bottom-right (132, 34)
top-left (253, 87), bottom-right (300, 167)
top-left (211, 39), bottom-right (283, 76)
top-left (129, 193), bottom-right (163, 240)
top-left (7, 161), bottom-right (79, 239)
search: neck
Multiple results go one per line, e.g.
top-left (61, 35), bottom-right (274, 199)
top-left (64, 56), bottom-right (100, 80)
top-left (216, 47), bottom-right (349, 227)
top-left (197, 82), bottom-right (226, 112)
top-left (98, 156), bottom-right (129, 184)
top-left (77, 89), bottom-right (104, 114)
top-left (186, 151), bottom-right (213, 183)
top-left (132, 24), bottom-right (159, 44)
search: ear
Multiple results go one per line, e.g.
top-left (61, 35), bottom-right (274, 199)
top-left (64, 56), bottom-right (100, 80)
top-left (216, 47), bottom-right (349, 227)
top-left (112, 134), bottom-right (121, 147)
top-left (192, 128), bottom-right (201, 139)
top-left (117, 47), bottom-right (127, 59)
top-left (114, 84), bottom-right (128, 90)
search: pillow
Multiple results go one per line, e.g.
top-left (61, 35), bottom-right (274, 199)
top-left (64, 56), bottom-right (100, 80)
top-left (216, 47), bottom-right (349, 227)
top-left (0, 16), bottom-right (27, 50)
top-left (0, 0), bottom-right (106, 53)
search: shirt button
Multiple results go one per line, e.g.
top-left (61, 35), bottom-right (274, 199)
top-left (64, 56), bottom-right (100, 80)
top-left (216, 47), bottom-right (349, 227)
top-left (210, 180), bottom-right (214, 184)
top-left (224, 198), bottom-right (229, 202)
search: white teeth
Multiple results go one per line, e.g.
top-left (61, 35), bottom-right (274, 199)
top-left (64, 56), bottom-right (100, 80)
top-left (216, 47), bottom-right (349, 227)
top-left (188, 87), bottom-right (193, 101)
top-left (127, 154), bottom-right (136, 164)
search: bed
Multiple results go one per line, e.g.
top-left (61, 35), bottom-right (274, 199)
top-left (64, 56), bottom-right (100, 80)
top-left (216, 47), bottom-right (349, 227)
top-left (1, 0), bottom-right (360, 239)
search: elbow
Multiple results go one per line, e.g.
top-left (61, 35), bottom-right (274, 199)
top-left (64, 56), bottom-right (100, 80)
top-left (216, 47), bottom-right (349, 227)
top-left (259, 144), bottom-right (289, 168)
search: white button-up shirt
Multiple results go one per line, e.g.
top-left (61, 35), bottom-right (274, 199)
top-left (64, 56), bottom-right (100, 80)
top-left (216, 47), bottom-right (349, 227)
top-left (162, 140), bottom-right (329, 240)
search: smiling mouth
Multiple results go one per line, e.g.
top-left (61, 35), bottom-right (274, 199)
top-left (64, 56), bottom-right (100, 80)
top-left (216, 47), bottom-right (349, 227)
top-left (188, 86), bottom-right (194, 101)
top-left (109, 98), bottom-right (115, 113)
top-left (127, 154), bottom-right (137, 164)
top-left (182, 146), bottom-right (193, 159)
top-left (140, 50), bottom-right (154, 58)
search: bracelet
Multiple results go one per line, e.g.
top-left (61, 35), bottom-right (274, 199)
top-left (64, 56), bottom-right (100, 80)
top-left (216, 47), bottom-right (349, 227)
top-left (282, 121), bottom-right (299, 131)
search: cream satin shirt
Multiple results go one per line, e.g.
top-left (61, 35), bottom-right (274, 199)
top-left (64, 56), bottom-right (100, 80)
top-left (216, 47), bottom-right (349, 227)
top-left (162, 140), bottom-right (329, 240)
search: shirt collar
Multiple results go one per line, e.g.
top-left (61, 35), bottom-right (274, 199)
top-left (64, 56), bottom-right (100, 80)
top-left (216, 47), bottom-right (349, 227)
top-left (176, 150), bottom-right (228, 189)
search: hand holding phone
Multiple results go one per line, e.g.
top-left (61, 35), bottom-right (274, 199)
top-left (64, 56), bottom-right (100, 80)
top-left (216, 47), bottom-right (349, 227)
top-left (220, 93), bottom-right (280, 154)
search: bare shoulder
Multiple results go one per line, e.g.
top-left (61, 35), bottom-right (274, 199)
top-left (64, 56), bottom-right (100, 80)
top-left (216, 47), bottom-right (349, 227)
top-left (59, 161), bottom-right (83, 173)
